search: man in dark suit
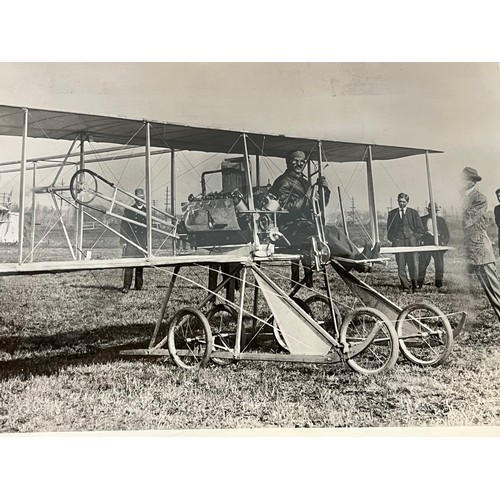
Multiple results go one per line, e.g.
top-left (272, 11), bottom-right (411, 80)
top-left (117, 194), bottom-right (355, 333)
top-left (494, 188), bottom-right (500, 256)
top-left (387, 192), bottom-right (425, 292)
top-left (120, 187), bottom-right (147, 293)
top-left (462, 167), bottom-right (500, 320)
top-left (417, 203), bottom-right (450, 289)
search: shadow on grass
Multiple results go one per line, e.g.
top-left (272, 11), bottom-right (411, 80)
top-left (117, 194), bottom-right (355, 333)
top-left (0, 323), bottom-right (163, 381)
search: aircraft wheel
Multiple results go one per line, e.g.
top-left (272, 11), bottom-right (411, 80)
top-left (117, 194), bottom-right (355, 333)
top-left (70, 169), bottom-right (98, 205)
top-left (397, 302), bottom-right (453, 366)
top-left (167, 308), bottom-right (213, 370)
top-left (304, 294), bottom-right (342, 334)
top-left (340, 307), bottom-right (399, 375)
top-left (271, 298), bottom-right (311, 351)
top-left (206, 304), bottom-right (241, 366)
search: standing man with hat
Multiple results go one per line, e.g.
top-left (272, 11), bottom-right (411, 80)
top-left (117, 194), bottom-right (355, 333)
top-left (462, 167), bottom-right (500, 320)
top-left (417, 202), bottom-right (450, 289)
top-left (120, 187), bottom-right (147, 293)
top-left (387, 192), bottom-right (425, 293)
top-left (494, 187), bottom-right (500, 256)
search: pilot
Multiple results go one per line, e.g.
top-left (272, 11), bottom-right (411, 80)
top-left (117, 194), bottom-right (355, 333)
top-left (120, 187), bottom-right (147, 293)
top-left (267, 150), bottom-right (380, 273)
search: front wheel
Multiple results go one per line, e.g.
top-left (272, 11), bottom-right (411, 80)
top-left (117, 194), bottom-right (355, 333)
top-left (340, 307), bottom-right (399, 375)
top-left (397, 303), bottom-right (453, 366)
top-left (167, 308), bottom-right (213, 370)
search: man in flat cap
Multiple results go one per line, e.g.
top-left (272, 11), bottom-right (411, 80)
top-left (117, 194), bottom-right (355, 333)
top-left (417, 202), bottom-right (450, 289)
top-left (462, 167), bottom-right (500, 320)
top-left (120, 187), bottom-right (147, 293)
top-left (268, 150), bottom-right (380, 276)
top-left (387, 192), bottom-right (425, 293)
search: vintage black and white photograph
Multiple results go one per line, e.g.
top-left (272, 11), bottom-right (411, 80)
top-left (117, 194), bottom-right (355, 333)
top-left (2, 2), bottom-right (500, 496)
top-left (0, 61), bottom-right (499, 437)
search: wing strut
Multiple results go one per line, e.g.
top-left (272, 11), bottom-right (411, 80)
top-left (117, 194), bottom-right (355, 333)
top-left (145, 122), bottom-right (153, 258)
top-left (425, 150), bottom-right (439, 246)
top-left (76, 134), bottom-right (85, 260)
top-left (18, 108), bottom-right (28, 264)
top-left (366, 145), bottom-right (379, 244)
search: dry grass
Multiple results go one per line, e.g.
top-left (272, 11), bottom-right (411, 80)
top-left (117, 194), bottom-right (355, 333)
top-left (0, 228), bottom-right (500, 433)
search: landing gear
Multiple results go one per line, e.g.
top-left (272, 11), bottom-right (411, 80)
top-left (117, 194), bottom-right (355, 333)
top-left (397, 303), bottom-right (453, 366)
top-left (340, 307), bottom-right (399, 375)
top-left (167, 308), bottom-right (213, 370)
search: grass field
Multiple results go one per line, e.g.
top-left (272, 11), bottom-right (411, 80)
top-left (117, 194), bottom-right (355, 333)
top-left (0, 228), bottom-right (499, 433)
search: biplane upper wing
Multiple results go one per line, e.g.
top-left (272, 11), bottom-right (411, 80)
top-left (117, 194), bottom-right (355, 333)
top-left (0, 104), bottom-right (442, 162)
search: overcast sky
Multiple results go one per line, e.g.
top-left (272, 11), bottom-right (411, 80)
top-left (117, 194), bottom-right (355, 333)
top-left (1, 62), bottom-right (499, 216)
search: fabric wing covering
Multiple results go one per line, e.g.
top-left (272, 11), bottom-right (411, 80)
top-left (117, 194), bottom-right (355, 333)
top-left (0, 105), bottom-right (442, 163)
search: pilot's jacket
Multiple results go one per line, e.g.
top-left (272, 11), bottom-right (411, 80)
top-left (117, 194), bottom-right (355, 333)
top-left (268, 170), bottom-right (330, 231)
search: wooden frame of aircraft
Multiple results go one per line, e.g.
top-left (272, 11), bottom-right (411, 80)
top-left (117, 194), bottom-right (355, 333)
top-left (0, 104), bottom-right (464, 373)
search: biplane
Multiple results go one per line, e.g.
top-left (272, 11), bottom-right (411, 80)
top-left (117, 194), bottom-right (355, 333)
top-left (0, 104), bottom-right (466, 375)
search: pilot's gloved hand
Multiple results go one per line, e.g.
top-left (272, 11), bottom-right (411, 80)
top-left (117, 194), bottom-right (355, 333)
top-left (317, 175), bottom-right (330, 191)
top-left (316, 175), bottom-right (331, 204)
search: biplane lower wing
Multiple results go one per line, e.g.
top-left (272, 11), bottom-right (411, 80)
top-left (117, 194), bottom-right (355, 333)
top-left (0, 252), bottom-right (301, 277)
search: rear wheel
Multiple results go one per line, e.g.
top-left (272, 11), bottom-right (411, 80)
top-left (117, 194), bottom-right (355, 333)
top-left (206, 304), bottom-right (241, 366)
top-left (397, 303), bottom-right (453, 366)
top-left (167, 308), bottom-right (213, 370)
top-left (340, 307), bottom-right (399, 375)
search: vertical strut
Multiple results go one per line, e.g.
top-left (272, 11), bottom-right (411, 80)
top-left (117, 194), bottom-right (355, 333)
top-left (425, 151), bottom-right (439, 246)
top-left (366, 145), bottom-right (379, 243)
top-left (171, 148), bottom-right (176, 255)
top-left (18, 108), bottom-right (28, 264)
top-left (76, 134), bottom-right (85, 259)
top-left (145, 122), bottom-right (152, 258)
top-left (242, 134), bottom-right (260, 247)
top-left (317, 141), bottom-right (326, 225)
top-left (30, 161), bottom-right (37, 262)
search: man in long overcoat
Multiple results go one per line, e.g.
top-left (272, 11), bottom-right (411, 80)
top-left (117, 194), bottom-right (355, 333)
top-left (462, 167), bottom-right (500, 320)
